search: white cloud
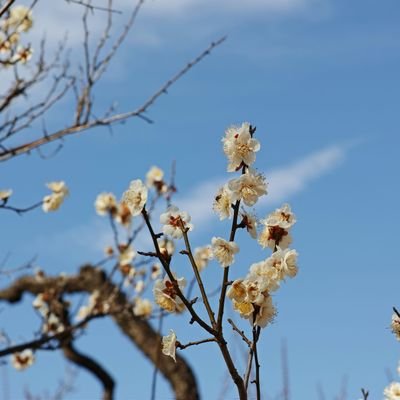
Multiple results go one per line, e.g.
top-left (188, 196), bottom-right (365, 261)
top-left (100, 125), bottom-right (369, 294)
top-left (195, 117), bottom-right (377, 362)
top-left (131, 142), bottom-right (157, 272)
top-left (178, 144), bottom-right (346, 230)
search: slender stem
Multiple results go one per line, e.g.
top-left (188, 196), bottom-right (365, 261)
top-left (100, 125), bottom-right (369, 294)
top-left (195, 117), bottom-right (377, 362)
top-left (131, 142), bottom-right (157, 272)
top-left (216, 199), bottom-right (241, 331)
top-left (177, 337), bottom-right (216, 350)
top-left (227, 318), bottom-right (252, 348)
top-left (141, 208), bottom-right (215, 336)
top-left (252, 327), bottom-right (261, 400)
top-left (180, 222), bottom-right (216, 328)
top-left (0, 200), bottom-right (42, 215)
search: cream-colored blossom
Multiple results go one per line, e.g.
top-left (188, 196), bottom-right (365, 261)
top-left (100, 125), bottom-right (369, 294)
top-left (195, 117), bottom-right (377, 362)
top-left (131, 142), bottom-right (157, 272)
top-left (384, 382), bottom-right (400, 399)
top-left (32, 293), bottom-right (49, 316)
top-left (193, 245), bottom-right (213, 271)
top-left (258, 225), bottom-right (292, 250)
top-left (252, 296), bottom-right (276, 328)
top-left (228, 170), bottom-right (267, 206)
top-left (146, 166), bottom-right (167, 193)
top-left (222, 122), bottom-right (260, 172)
top-left (213, 185), bottom-right (233, 220)
top-left (211, 237), bottom-right (239, 268)
top-left (121, 179), bottom-right (147, 216)
top-left (76, 290), bottom-right (110, 320)
top-left (3, 6), bottom-right (33, 32)
top-left (0, 189), bottom-right (12, 201)
top-left (160, 206), bottom-right (193, 239)
top-left (264, 203), bottom-right (296, 229)
top-left (11, 349), bottom-right (35, 371)
top-left (240, 210), bottom-right (257, 239)
top-left (118, 244), bottom-right (136, 266)
top-left (133, 298), bottom-right (153, 318)
top-left (95, 192), bottom-right (117, 216)
top-left (158, 238), bottom-right (175, 257)
top-left (162, 329), bottom-right (177, 362)
top-left (153, 274), bottom-right (186, 313)
top-left (42, 181), bottom-right (68, 212)
top-left (135, 279), bottom-right (145, 294)
top-left (248, 260), bottom-right (281, 292)
top-left (151, 263), bottom-right (162, 280)
top-left (115, 202), bottom-right (132, 227)
top-left (42, 313), bottom-right (65, 335)
top-left (12, 45), bottom-right (32, 64)
top-left (392, 313), bottom-right (400, 341)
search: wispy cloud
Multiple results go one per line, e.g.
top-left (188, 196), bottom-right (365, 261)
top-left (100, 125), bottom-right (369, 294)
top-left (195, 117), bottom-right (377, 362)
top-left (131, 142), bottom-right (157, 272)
top-left (178, 144), bottom-right (346, 230)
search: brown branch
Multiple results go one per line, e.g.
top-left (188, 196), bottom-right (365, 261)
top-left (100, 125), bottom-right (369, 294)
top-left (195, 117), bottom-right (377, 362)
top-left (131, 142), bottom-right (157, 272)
top-left (361, 388), bottom-right (369, 400)
top-left (0, 36), bottom-right (226, 162)
top-left (0, 200), bottom-right (42, 215)
top-left (0, 265), bottom-right (199, 400)
top-left (0, 0), bottom-right (15, 18)
top-left (177, 337), bottom-right (216, 350)
top-left (62, 342), bottom-right (114, 400)
top-left (227, 318), bottom-right (251, 348)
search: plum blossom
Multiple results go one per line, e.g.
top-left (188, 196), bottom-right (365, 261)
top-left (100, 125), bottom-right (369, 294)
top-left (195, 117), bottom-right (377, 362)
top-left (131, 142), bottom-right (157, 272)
top-left (0, 189), bottom-right (12, 201)
top-left (153, 274), bottom-right (186, 313)
top-left (11, 349), bottom-right (35, 370)
top-left (160, 206), bottom-right (193, 239)
top-left (42, 181), bottom-right (68, 212)
top-left (213, 185), bottom-right (233, 220)
top-left (3, 6), bottom-right (33, 32)
top-left (193, 245), bottom-right (213, 271)
top-left (228, 170), bottom-right (267, 207)
top-left (95, 192), bottom-right (117, 216)
top-left (384, 382), bottom-right (400, 400)
top-left (392, 312), bottom-right (400, 341)
top-left (133, 298), bottom-right (153, 318)
top-left (240, 210), bottom-right (257, 239)
top-left (122, 179), bottom-right (147, 216)
top-left (222, 122), bottom-right (260, 172)
top-left (162, 330), bottom-right (177, 362)
top-left (211, 237), bottom-right (239, 268)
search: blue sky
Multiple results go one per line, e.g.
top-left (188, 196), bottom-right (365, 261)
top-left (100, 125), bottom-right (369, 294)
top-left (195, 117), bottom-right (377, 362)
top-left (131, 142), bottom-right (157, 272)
top-left (1, 0), bottom-right (400, 399)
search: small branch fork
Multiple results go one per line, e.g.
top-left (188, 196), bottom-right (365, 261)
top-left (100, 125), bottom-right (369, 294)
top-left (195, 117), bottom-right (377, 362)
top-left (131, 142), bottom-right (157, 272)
top-left (141, 206), bottom-right (247, 400)
top-left (361, 388), bottom-right (369, 400)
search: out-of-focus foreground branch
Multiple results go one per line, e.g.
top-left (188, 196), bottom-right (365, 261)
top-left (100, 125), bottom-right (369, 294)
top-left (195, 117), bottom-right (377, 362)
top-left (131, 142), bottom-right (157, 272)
top-left (0, 265), bottom-right (199, 400)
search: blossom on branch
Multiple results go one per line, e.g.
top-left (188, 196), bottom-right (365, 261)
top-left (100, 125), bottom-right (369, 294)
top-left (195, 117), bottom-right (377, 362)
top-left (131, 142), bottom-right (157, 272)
top-left (211, 237), bottom-right (239, 268)
top-left (11, 349), bottom-right (35, 371)
top-left (228, 169), bottom-right (267, 207)
top-left (213, 184), bottom-right (233, 220)
top-left (193, 245), bottom-right (213, 271)
top-left (95, 192), bottom-right (117, 216)
top-left (122, 179), bottom-right (148, 216)
top-left (222, 122), bottom-right (260, 172)
top-left (42, 181), bottom-right (68, 212)
top-left (160, 206), bottom-right (193, 239)
top-left (153, 274), bottom-right (186, 313)
top-left (0, 189), bottom-right (12, 201)
top-left (162, 330), bottom-right (177, 362)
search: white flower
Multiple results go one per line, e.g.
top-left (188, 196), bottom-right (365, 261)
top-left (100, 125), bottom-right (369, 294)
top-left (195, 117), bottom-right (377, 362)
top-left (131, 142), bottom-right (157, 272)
top-left (95, 192), bottom-right (117, 216)
top-left (42, 181), bottom-right (68, 212)
top-left (384, 382), bottom-right (400, 399)
top-left (133, 298), bottom-right (153, 318)
top-left (248, 260), bottom-right (281, 292)
top-left (76, 291), bottom-right (110, 320)
top-left (118, 244), bottom-right (136, 266)
top-left (153, 274), bottom-right (186, 313)
top-left (240, 210), bottom-right (257, 239)
top-left (42, 313), bottom-right (65, 335)
top-left (11, 349), bottom-right (35, 371)
top-left (135, 279), bottom-right (145, 294)
top-left (158, 238), bottom-right (175, 257)
top-left (392, 313), bottom-right (400, 341)
top-left (4, 6), bottom-right (33, 32)
top-left (115, 202), bottom-right (132, 227)
top-left (146, 166), bottom-right (167, 193)
top-left (211, 237), bottom-right (239, 268)
top-left (228, 170), bottom-right (267, 206)
top-left (0, 189), bottom-right (12, 201)
top-left (13, 45), bottom-right (33, 64)
top-left (264, 203), bottom-right (296, 229)
top-left (32, 293), bottom-right (49, 316)
top-left (151, 263), bottom-right (162, 280)
top-left (251, 296), bottom-right (276, 328)
top-left (160, 206), bottom-right (193, 239)
top-left (162, 329), bottom-right (177, 362)
top-left (222, 122), bottom-right (260, 172)
top-left (193, 246), bottom-right (213, 271)
top-left (213, 185), bottom-right (233, 220)
top-left (121, 179), bottom-right (148, 216)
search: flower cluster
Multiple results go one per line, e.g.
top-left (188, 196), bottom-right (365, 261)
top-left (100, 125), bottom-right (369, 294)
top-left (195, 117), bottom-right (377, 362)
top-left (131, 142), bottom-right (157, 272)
top-left (76, 290), bottom-right (111, 320)
top-left (0, 5), bottom-right (34, 67)
top-left (160, 206), bottom-right (193, 239)
top-left (42, 181), bottom-right (69, 212)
